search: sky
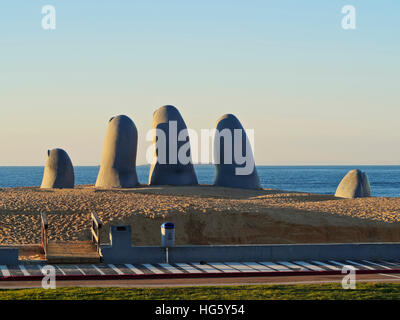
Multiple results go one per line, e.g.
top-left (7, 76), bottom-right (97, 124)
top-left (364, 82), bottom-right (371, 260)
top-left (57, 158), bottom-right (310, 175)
top-left (0, 0), bottom-right (399, 166)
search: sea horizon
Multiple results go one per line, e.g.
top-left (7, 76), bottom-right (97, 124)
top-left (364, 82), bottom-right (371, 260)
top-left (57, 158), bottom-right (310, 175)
top-left (1, 165), bottom-right (399, 198)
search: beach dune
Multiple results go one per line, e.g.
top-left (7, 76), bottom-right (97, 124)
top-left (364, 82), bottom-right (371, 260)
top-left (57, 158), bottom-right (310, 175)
top-left (0, 185), bottom-right (399, 245)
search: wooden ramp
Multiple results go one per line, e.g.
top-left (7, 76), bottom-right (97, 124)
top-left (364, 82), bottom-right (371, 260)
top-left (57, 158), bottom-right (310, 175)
top-left (46, 241), bottom-right (101, 264)
top-left (41, 211), bottom-right (103, 264)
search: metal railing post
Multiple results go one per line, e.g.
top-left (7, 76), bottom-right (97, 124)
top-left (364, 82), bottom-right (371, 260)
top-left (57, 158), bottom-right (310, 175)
top-left (90, 212), bottom-right (103, 255)
top-left (40, 210), bottom-right (48, 255)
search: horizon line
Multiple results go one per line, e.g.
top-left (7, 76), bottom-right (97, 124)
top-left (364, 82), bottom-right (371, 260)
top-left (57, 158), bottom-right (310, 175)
top-left (0, 164), bottom-right (399, 167)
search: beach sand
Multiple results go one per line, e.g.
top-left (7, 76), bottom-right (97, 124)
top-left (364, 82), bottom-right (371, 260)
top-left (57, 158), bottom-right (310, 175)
top-left (0, 185), bottom-right (399, 245)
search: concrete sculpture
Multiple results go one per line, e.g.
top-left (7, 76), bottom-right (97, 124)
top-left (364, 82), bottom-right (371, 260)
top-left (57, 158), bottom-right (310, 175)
top-left (148, 105), bottom-right (198, 185)
top-left (41, 148), bottom-right (75, 189)
top-left (213, 114), bottom-right (261, 189)
top-left (95, 115), bottom-right (139, 188)
top-left (335, 169), bottom-right (371, 198)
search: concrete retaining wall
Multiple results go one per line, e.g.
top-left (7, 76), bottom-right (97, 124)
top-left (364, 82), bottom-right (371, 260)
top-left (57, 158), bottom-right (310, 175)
top-left (101, 225), bottom-right (165, 264)
top-left (100, 243), bottom-right (400, 264)
top-left (101, 245), bottom-right (165, 264)
top-left (0, 247), bottom-right (19, 265)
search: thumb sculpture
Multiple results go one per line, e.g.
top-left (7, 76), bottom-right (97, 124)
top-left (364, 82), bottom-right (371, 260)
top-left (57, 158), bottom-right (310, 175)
top-left (335, 169), bottom-right (371, 199)
top-left (95, 115), bottom-right (139, 188)
top-left (40, 148), bottom-right (75, 189)
top-left (213, 114), bottom-right (261, 190)
top-left (148, 105), bottom-right (198, 185)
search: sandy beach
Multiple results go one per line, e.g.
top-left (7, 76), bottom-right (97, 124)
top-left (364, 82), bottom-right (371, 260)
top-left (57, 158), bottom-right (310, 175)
top-left (0, 185), bottom-right (399, 245)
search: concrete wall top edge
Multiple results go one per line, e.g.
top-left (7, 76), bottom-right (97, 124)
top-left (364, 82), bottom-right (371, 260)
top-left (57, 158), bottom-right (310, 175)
top-left (100, 242), bottom-right (400, 250)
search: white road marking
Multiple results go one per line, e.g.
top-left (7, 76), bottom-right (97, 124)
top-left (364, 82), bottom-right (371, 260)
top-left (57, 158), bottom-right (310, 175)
top-left (175, 263), bottom-right (203, 274)
top-left (345, 260), bottom-right (375, 270)
top-left (159, 264), bottom-right (183, 274)
top-left (125, 264), bottom-right (144, 275)
top-left (293, 261), bottom-right (324, 271)
top-left (74, 266), bottom-right (86, 275)
top-left (380, 260), bottom-right (400, 268)
top-left (362, 260), bottom-right (392, 270)
top-left (224, 262), bottom-right (260, 272)
top-left (37, 265), bottom-right (47, 275)
top-left (311, 261), bottom-right (341, 271)
top-left (19, 265), bottom-right (30, 276)
top-left (108, 264), bottom-right (124, 275)
top-left (278, 261), bottom-right (306, 271)
top-left (191, 263), bottom-right (222, 273)
top-left (242, 262), bottom-right (275, 272)
top-left (0, 266), bottom-right (10, 277)
top-left (208, 263), bottom-right (240, 273)
top-left (92, 264), bottom-right (105, 275)
top-left (142, 264), bottom-right (164, 274)
top-left (259, 262), bottom-right (292, 272)
top-left (56, 266), bottom-right (66, 275)
top-left (329, 260), bottom-right (360, 270)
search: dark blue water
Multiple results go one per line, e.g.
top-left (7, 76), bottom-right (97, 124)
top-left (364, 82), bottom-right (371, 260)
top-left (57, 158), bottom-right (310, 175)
top-left (0, 165), bottom-right (399, 197)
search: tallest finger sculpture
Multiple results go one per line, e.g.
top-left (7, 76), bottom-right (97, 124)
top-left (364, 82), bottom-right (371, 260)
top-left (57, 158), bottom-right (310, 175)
top-left (148, 105), bottom-right (198, 186)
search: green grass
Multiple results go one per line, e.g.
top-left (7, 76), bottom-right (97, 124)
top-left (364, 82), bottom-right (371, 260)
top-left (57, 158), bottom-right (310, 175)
top-left (1, 283), bottom-right (400, 300)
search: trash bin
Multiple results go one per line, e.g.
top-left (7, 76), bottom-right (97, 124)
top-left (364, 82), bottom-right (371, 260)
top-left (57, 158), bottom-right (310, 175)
top-left (161, 222), bottom-right (175, 247)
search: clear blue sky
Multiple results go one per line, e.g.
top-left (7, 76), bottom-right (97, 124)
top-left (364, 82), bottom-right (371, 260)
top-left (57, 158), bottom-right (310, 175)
top-left (0, 0), bottom-right (399, 165)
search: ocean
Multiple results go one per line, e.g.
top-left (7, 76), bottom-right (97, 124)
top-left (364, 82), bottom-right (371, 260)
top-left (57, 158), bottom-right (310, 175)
top-left (0, 165), bottom-right (399, 197)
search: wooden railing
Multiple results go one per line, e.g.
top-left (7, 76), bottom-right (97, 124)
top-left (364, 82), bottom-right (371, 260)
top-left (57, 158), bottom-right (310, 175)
top-left (40, 210), bottom-right (48, 255)
top-left (91, 212), bottom-right (103, 254)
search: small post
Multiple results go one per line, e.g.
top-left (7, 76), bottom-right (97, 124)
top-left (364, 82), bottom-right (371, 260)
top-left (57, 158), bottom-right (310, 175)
top-left (161, 222), bottom-right (175, 264)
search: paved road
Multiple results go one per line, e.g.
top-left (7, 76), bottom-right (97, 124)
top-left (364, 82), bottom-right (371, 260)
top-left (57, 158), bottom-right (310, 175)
top-left (2, 259), bottom-right (400, 278)
top-left (1, 272), bottom-right (400, 289)
top-left (2, 259), bottom-right (400, 288)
